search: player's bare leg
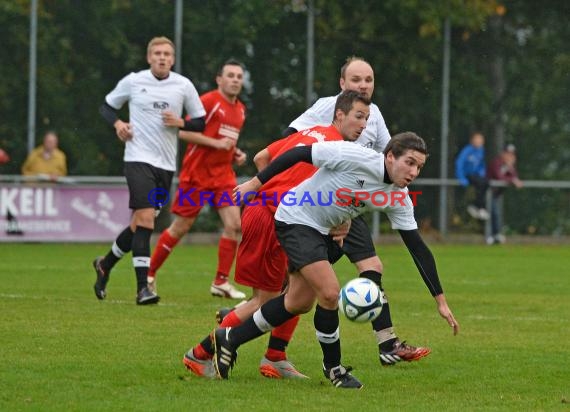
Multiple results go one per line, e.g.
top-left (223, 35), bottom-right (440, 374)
top-left (355, 256), bottom-right (431, 365)
top-left (210, 206), bottom-right (245, 299)
top-left (148, 215), bottom-right (196, 293)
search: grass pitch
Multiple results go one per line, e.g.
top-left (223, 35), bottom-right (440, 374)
top-left (1, 242), bottom-right (568, 411)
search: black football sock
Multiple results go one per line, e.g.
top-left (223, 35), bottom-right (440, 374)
top-left (267, 335), bottom-right (288, 353)
top-left (314, 304), bottom-right (341, 370)
top-left (200, 335), bottom-right (214, 355)
top-left (229, 294), bottom-right (295, 348)
top-left (132, 226), bottom-right (153, 292)
top-left (360, 270), bottom-right (397, 350)
top-left (102, 226), bottom-right (134, 271)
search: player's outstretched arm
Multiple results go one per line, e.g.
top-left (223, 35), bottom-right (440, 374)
top-left (435, 294), bottom-right (459, 335)
top-left (399, 229), bottom-right (458, 335)
top-left (253, 148), bottom-right (271, 171)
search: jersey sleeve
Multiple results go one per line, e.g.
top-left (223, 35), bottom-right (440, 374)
top-left (372, 106), bottom-right (391, 153)
top-left (310, 141), bottom-right (344, 169)
top-left (267, 137), bottom-right (290, 160)
top-left (385, 194), bottom-right (418, 230)
top-left (289, 97), bottom-right (335, 131)
top-left (105, 73), bottom-right (134, 109)
top-left (183, 81), bottom-right (206, 119)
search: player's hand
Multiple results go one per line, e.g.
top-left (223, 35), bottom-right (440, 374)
top-left (214, 137), bottom-right (236, 151)
top-left (330, 220), bottom-right (351, 247)
top-left (114, 120), bottom-right (133, 142)
top-left (435, 294), bottom-right (459, 335)
top-left (162, 111), bottom-right (184, 128)
top-left (233, 148), bottom-right (247, 166)
top-left (233, 177), bottom-right (262, 204)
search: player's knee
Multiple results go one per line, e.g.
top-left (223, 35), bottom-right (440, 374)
top-left (170, 217), bottom-right (194, 237)
top-left (132, 209), bottom-right (155, 229)
top-left (284, 295), bottom-right (314, 314)
top-left (355, 256), bottom-right (383, 273)
top-left (318, 287), bottom-right (341, 310)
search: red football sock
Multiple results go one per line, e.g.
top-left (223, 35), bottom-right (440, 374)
top-left (265, 315), bottom-right (300, 361)
top-left (219, 310), bottom-right (243, 328)
top-left (214, 237), bottom-right (237, 285)
top-left (265, 348), bottom-right (287, 362)
top-left (193, 344), bottom-right (212, 360)
top-left (149, 230), bottom-right (180, 277)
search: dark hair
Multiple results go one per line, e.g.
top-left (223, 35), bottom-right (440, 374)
top-left (217, 58), bottom-right (245, 76)
top-left (340, 56), bottom-right (371, 79)
top-left (333, 90), bottom-right (370, 121)
top-left (383, 132), bottom-right (428, 158)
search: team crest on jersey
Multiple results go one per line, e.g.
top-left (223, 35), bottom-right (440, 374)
top-left (356, 179), bottom-right (365, 188)
top-left (153, 101), bottom-right (169, 110)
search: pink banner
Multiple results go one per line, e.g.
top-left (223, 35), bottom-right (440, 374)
top-left (0, 184), bottom-right (131, 242)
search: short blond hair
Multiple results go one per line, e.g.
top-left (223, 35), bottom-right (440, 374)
top-left (147, 36), bottom-right (175, 56)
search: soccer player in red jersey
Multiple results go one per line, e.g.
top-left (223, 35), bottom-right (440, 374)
top-left (183, 90), bottom-right (373, 379)
top-left (149, 59), bottom-right (247, 299)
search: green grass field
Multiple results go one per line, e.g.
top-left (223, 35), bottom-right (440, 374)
top-left (1, 243), bottom-right (568, 411)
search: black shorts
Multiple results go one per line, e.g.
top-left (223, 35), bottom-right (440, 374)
top-left (275, 220), bottom-right (343, 273)
top-left (124, 162), bottom-right (174, 210)
top-left (333, 215), bottom-right (377, 264)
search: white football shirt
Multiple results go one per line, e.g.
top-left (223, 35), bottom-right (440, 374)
top-left (105, 69), bottom-right (206, 171)
top-left (274, 141), bottom-right (418, 234)
top-left (289, 94), bottom-right (391, 153)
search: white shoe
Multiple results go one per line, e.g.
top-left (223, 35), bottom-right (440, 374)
top-left (259, 356), bottom-right (309, 379)
top-left (495, 234), bottom-right (506, 244)
top-left (478, 208), bottom-right (490, 220)
top-left (210, 281), bottom-right (246, 299)
top-left (467, 205), bottom-right (479, 219)
top-left (147, 276), bottom-right (157, 294)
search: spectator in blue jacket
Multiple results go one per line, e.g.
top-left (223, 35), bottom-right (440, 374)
top-left (455, 132), bottom-right (489, 220)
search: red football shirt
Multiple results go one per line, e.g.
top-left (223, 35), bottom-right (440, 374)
top-left (179, 90), bottom-right (246, 184)
top-left (258, 125), bottom-right (343, 212)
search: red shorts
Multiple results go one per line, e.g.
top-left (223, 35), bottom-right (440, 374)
top-left (235, 204), bottom-right (288, 292)
top-left (171, 179), bottom-right (236, 218)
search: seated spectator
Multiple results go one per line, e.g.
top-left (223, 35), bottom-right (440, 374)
top-left (455, 131), bottom-right (489, 220)
top-left (21, 131), bottom-right (67, 180)
top-left (486, 143), bottom-right (523, 244)
top-left (0, 148), bottom-right (9, 165)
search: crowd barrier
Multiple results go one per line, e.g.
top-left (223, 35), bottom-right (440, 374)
top-left (0, 176), bottom-right (130, 242)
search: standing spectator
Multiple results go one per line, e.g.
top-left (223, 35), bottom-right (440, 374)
top-left (148, 59), bottom-right (247, 300)
top-left (93, 36), bottom-right (206, 305)
top-left (486, 143), bottom-right (523, 244)
top-left (455, 131), bottom-right (489, 220)
top-left (21, 131), bottom-right (67, 180)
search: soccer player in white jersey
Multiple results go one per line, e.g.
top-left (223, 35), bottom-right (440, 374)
top-left (285, 56), bottom-right (390, 151)
top-left (261, 57), bottom-right (431, 367)
top-left (209, 132), bottom-right (459, 388)
top-left (93, 36), bottom-right (206, 305)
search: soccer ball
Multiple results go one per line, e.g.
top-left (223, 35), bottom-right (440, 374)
top-left (338, 278), bottom-right (383, 323)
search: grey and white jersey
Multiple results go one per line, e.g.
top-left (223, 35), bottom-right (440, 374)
top-left (288, 95), bottom-right (391, 153)
top-left (106, 69), bottom-right (206, 171)
top-left (274, 141), bottom-right (417, 234)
